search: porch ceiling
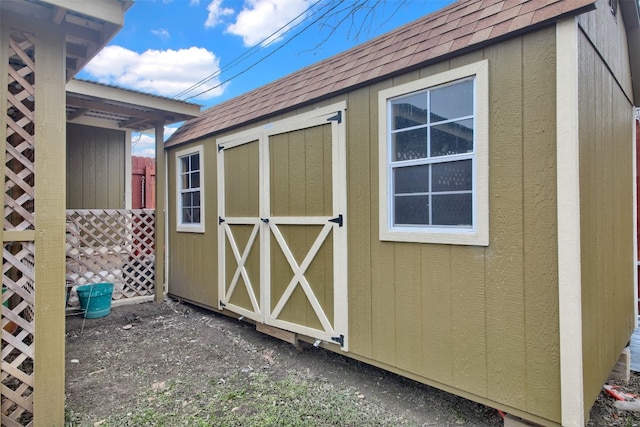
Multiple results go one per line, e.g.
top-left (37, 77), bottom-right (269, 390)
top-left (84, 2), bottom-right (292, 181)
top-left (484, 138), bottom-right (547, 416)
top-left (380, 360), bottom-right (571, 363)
top-left (66, 79), bottom-right (201, 131)
top-left (0, 0), bottom-right (132, 81)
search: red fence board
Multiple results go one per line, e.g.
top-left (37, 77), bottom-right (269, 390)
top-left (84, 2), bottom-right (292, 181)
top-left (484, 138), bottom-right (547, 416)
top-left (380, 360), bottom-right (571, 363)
top-left (132, 156), bottom-right (155, 209)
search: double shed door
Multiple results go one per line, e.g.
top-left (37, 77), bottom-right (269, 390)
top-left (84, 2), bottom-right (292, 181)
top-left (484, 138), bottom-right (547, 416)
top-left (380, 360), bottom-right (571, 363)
top-left (217, 103), bottom-right (348, 350)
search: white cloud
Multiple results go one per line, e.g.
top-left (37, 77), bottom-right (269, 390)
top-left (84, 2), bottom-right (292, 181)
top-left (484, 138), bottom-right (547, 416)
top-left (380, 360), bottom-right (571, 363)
top-left (226, 0), bottom-right (311, 47)
top-left (84, 45), bottom-right (225, 100)
top-left (151, 28), bottom-right (171, 39)
top-left (131, 126), bottom-right (180, 158)
top-left (131, 133), bottom-right (156, 157)
top-left (205, 0), bottom-right (234, 28)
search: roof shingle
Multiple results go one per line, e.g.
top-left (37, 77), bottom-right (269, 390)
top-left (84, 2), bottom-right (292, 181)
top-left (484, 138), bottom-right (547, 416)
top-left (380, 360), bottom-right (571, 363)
top-left (167, 0), bottom-right (595, 147)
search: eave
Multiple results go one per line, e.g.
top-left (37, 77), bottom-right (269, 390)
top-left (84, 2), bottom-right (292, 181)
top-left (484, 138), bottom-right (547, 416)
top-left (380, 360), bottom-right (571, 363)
top-left (0, 0), bottom-right (133, 81)
top-left (66, 79), bottom-right (201, 132)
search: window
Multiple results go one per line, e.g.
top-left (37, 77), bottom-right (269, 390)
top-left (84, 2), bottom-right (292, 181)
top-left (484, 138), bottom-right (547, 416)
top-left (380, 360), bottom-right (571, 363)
top-left (378, 60), bottom-right (488, 245)
top-left (176, 146), bottom-right (204, 233)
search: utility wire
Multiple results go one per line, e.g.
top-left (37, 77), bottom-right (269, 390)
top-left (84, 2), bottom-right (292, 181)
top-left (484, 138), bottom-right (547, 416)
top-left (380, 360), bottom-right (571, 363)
top-left (183, 0), bottom-right (344, 101)
top-left (174, 0), bottom-right (324, 99)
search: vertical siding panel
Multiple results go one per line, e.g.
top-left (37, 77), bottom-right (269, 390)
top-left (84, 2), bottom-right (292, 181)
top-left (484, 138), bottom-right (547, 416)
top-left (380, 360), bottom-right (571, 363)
top-left (288, 132), bottom-right (310, 325)
top-left (270, 135), bottom-right (292, 317)
top-left (449, 51), bottom-right (488, 400)
top-left (450, 246), bottom-right (486, 397)
top-left (612, 90), bottom-right (634, 355)
top-left (579, 29), bottom-right (635, 409)
top-left (108, 131), bottom-right (123, 208)
top-left (483, 38), bottom-right (526, 408)
top-left (303, 126), bottom-right (323, 215)
top-left (347, 87), bottom-right (372, 355)
top-left (95, 128), bottom-right (108, 207)
top-left (82, 127), bottom-right (96, 208)
top-left (420, 244), bottom-right (452, 384)
top-left (369, 79), bottom-right (396, 365)
top-left (394, 243), bottom-right (422, 373)
top-left (578, 32), bottom-right (597, 410)
top-left (601, 72), bottom-right (614, 375)
top-left (522, 28), bottom-right (560, 420)
top-left (66, 125), bottom-right (82, 208)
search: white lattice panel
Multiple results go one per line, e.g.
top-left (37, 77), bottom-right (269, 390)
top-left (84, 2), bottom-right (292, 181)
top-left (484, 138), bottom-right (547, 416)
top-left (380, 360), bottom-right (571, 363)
top-left (2, 30), bottom-right (35, 427)
top-left (1, 242), bottom-right (34, 427)
top-left (65, 210), bottom-right (156, 302)
top-left (5, 31), bottom-right (35, 233)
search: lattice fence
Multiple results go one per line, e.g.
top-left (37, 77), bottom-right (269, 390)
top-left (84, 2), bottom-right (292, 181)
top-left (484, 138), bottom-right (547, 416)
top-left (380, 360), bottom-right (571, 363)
top-left (65, 210), bottom-right (156, 304)
top-left (3, 30), bottom-right (36, 427)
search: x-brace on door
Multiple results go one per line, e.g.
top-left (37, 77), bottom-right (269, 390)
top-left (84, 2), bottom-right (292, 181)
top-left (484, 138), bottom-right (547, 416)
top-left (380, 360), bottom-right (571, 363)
top-left (217, 102), bottom-right (348, 350)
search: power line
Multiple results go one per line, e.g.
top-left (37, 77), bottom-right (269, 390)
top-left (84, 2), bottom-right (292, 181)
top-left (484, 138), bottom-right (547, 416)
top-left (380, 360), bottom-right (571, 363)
top-left (174, 0), bottom-right (324, 99)
top-left (183, 0), bottom-right (345, 101)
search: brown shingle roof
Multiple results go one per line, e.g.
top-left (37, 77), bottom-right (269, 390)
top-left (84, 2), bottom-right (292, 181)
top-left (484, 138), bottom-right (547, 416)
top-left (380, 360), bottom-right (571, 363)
top-left (167, 0), bottom-right (595, 147)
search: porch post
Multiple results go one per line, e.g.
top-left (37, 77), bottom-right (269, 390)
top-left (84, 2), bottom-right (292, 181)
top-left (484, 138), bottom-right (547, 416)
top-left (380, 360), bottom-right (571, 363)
top-left (154, 122), bottom-right (165, 302)
top-left (33, 28), bottom-right (67, 425)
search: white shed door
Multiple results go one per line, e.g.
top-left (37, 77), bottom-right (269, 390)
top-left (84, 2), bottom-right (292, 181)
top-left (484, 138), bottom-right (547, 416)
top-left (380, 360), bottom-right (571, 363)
top-left (217, 103), bottom-right (348, 350)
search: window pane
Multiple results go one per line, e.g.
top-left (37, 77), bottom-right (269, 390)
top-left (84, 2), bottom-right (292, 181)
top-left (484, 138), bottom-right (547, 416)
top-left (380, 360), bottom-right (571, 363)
top-left (182, 192), bottom-right (192, 208)
top-left (393, 128), bottom-right (427, 161)
top-left (432, 160), bottom-right (472, 192)
top-left (193, 191), bottom-right (201, 207)
top-left (430, 119), bottom-right (473, 157)
top-left (391, 93), bottom-right (428, 130)
top-left (430, 80), bottom-right (473, 123)
top-left (181, 174), bottom-right (189, 190)
top-left (191, 154), bottom-right (200, 171)
top-left (394, 165), bottom-right (429, 194)
top-left (394, 195), bottom-right (429, 225)
top-left (180, 157), bottom-right (190, 174)
top-left (191, 172), bottom-right (200, 189)
top-left (182, 207), bottom-right (192, 223)
top-left (193, 208), bottom-right (201, 223)
top-left (432, 194), bottom-right (472, 226)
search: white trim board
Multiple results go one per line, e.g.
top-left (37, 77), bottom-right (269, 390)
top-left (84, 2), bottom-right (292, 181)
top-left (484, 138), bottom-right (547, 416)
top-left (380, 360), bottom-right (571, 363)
top-left (556, 17), bottom-right (585, 427)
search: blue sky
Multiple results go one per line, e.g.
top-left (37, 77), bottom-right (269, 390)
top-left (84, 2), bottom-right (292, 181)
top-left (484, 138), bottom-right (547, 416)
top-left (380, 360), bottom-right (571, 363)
top-left (79, 0), bottom-right (456, 156)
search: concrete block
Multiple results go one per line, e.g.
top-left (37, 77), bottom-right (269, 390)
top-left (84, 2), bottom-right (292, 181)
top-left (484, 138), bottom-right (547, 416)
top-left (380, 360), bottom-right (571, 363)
top-left (609, 347), bottom-right (631, 384)
top-left (504, 414), bottom-right (541, 427)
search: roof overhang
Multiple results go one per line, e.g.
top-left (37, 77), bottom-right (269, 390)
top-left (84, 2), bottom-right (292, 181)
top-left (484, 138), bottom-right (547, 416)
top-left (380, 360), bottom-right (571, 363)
top-left (66, 79), bottom-right (201, 131)
top-left (0, 0), bottom-right (133, 81)
top-left (620, 0), bottom-right (640, 105)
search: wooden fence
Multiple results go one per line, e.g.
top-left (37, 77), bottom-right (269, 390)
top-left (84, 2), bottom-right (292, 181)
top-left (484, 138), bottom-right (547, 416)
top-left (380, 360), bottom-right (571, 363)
top-left (132, 156), bottom-right (155, 209)
top-left (65, 209), bottom-right (156, 306)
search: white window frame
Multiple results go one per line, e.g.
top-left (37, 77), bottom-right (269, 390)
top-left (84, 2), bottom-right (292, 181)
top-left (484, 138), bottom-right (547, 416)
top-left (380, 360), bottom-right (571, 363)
top-left (176, 145), bottom-right (205, 233)
top-left (378, 60), bottom-right (489, 246)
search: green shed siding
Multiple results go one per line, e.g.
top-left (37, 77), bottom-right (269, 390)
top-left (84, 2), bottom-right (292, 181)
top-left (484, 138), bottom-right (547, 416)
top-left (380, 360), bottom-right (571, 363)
top-left (346, 28), bottom-right (560, 424)
top-left (167, 140), bottom-right (218, 307)
top-left (166, 26), bottom-right (563, 425)
top-left (578, 0), bottom-right (634, 103)
top-left (66, 123), bottom-right (125, 209)
top-left (578, 26), bottom-right (635, 415)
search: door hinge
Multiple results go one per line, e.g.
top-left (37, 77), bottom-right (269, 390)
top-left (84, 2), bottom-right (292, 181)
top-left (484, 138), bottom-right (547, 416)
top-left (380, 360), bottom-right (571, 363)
top-left (327, 111), bottom-right (342, 124)
top-left (218, 216), bottom-right (225, 225)
top-left (261, 218), bottom-right (269, 223)
top-left (219, 301), bottom-right (226, 308)
top-left (331, 334), bottom-right (344, 347)
top-left (328, 214), bottom-right (343, 227)
top-left (218, 144), bottom-right (224, 152)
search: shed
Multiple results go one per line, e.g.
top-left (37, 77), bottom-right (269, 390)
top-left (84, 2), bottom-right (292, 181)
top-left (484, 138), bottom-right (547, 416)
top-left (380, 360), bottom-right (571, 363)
top-left (165, 0), bottom-right (640, 425)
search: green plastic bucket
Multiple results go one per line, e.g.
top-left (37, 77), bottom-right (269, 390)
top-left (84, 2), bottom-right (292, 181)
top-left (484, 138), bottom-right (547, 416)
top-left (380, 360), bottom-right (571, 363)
top-left (76, 282), bottom-right (113, 318)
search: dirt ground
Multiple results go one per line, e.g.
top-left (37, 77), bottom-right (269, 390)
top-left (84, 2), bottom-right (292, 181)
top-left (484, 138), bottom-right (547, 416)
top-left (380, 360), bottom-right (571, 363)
top-left (65, 299), bottom-right (640, 426)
